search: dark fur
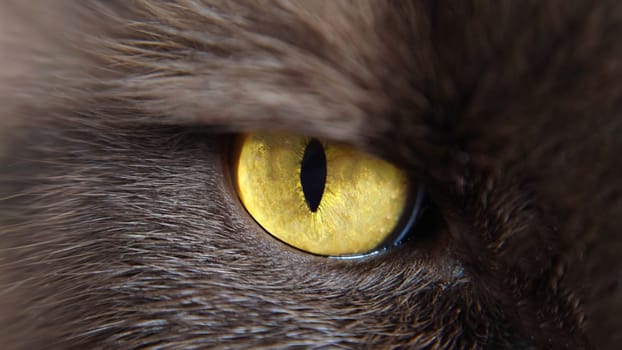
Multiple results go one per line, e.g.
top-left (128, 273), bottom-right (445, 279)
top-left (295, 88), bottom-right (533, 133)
top-left (1, 1), bottom-right (620, 349)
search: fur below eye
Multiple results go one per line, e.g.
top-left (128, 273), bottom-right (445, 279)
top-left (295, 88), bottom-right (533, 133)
top-left (233, 132), bottom-right (418, 257)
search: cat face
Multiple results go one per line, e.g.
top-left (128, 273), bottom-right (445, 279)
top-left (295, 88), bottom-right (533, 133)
top-left (0, 1), bottom-right (620, 349)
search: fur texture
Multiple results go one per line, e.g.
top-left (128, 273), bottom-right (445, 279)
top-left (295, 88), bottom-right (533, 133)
top-left (0, 1), bottom-right (620, 349)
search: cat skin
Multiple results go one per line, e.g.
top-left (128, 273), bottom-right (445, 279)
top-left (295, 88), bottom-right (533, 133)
top-left (0, 1), bottom-right (620, 349)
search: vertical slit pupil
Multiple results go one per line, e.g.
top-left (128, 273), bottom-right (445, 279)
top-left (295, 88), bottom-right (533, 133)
top-left (300, 138), bottom-right (327, 212)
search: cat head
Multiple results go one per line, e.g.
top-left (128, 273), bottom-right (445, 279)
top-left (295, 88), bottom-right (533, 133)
top-left (0, 1), bottom-right (620, 348)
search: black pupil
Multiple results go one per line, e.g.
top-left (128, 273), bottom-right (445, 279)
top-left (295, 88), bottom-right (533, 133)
top-left (300, 138), bottom-right (327, 212)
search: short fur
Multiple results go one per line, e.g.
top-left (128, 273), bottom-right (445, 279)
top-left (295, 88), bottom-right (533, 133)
top-left (0, 1), bottom-right (620, 349)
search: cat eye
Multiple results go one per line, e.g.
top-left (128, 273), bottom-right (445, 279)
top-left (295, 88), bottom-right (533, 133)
top-left (233, 132), bottom-right (421, 257)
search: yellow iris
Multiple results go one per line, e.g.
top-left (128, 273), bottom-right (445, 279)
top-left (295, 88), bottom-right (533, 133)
top-left (234, 132), bottom-right (409, 256)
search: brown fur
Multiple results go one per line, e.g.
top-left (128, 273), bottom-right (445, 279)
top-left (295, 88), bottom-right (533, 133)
top-left (0, 1), bottom-right (621, 349)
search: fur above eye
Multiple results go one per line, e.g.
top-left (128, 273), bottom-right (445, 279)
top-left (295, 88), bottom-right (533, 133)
top-left (233, 132), bottom-right (420, 257)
